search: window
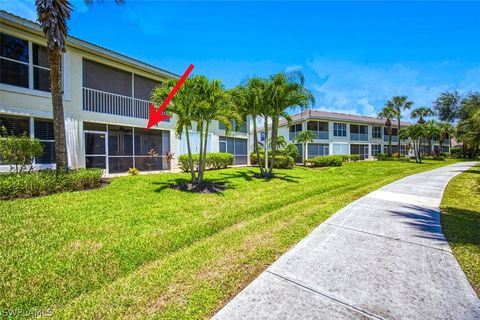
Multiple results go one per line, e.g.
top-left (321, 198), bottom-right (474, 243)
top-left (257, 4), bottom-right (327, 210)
top-left (0, 115), bottom-right (29, 136)
top-left (0, 33), bottom-right (29, 88)
top-left (134, 74), bottom-right (160, 101)
top-left (83, 59), bottom-right (132, 96)
top-left (350, 124), bottom-right (368, 141)
top-left (307, 143), bottom-right (329, 158)
top-left (307, 121), bottom-right (328, 139)
top-left (372, 126), bottom-right (382, 139)
top-left (0, 115), bottom-right (55, 165)
top-left (350, 144), bottom-right (369, 160)
top-left (289, 123), bottom-right (302, 133)
top-left (0, 33), bottom-right (59, 92)
top-left (333, 123), bottom-right (347, 137)
top-left (332, 143), bottom-right (349, 155)
top-left (371, 144), bottom-right (382, 156)
top-left (219, 136), bottom-right (248, 165)
top-left (84, 122), bottom-right (170, 173)
top-left (383, 127), bottom-right (398, 136)
top-left (34, 119), bottom-right (55, 164)
top-left (33, 44), bottom-right (51, 92)
top-left (219, 119), bottom-right (247, 133)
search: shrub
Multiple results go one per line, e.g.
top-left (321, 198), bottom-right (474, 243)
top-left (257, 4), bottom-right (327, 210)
top-left (308, 155), bottom-right (343, 167)
top-left (283, 143), bottom-right (299, 160)
top-left (249, 154), bottom-right (294, 169)
top-left (376, 153), bottom-right (391, 161)
top-left (338, 154), bottom-right (350, 162)
top-left (450, 148), bottom-right (463, 158)
top-left (178, 153), bottom-right (233, 172)
top-left (423, 155), bottom-right (445, 161)
top-left (0, 169), bottom-right (104, 199)
top-left (128, 167), bottom-right (140, 176)
top-left (349, 154), bottom-right (360, 162)
top-left (392, 152), bottom-right (400, 158)
top-left (0, 133), bottom-right (44, 173)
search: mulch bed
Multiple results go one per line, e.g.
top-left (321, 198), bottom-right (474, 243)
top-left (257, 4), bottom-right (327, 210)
top-left (170, 182), bottom-right (226, 194)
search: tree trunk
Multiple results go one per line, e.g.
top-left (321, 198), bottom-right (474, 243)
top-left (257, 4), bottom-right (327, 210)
top-left (388, 132), bottom-right (392, 156)
top-left (252, 115), bottom-right (264, 175)
top-left (397, 119), bottom-right (401, 158)
top-left (48, 48), bottom-right (68, 171)
top-left (197, 122), bottom-right (204, 184)
top-left (304, 142), bottom-right (308, 165)
top-left (263, 118), bottom-right (269, 177)
top-left (269, 116), bottom-right (278, 176)
top-left (185, 125), bottom-right (196, 182)
top-left (199, 122), bottom-right (210, 183)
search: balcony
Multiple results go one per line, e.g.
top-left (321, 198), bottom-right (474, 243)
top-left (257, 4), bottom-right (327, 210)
top-left (310, 130), bottom-right (329, 140)
top-left (289, 132), bottom-right (299, 141)
top-left (384, 135), bottom-right (398, 143)
top-left (350, 133), bottom-right (368, 141)
top-left (82, 87), bottom-right (169, 121)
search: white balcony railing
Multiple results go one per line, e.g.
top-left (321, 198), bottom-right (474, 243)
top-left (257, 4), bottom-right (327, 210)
top-left (82, 87), bottom-right (169, 121)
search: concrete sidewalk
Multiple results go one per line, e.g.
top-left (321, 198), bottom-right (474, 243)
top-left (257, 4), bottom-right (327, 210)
top-left (213, 162), bottom-right (480, 320)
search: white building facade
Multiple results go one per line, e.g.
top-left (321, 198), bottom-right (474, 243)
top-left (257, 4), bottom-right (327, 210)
top-left (0, 11), bottom-right (248, 174)
top-left (259, 110), bottom-right (448, 162)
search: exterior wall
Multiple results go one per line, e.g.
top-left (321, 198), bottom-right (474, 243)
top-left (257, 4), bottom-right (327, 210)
top-left (1, 15), bottom-right (249, 172)
top-left (270, 116), bottom-right (445, 161)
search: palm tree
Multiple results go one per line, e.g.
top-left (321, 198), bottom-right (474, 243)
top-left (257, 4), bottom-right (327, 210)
top-left (36, 0), bottom-right (124, 170)
top-left (152, 78), bottom-right (198, 182)
top-left (424, 120), bottom-right (440, 155)
top-left (399, 124), bottom-right (425, 163)
top-left (378, 105), bottom-right (396, 156)
top-left (410, 107), bottom-right (434, 124)
top-left (265, 72), bottom-right (314, 177)
top-left (194, 77), bottom-right (241, 183)
top-left (268, 136), bottom-right (287, 149)
top-left (386, 96), bottom-right (413, 157)
top-left (231, 78), bottom-right (268, 176)
top-left (438, 122), bottom-right (454, 155)
top-left (294, 130), bottom-right (315, 164)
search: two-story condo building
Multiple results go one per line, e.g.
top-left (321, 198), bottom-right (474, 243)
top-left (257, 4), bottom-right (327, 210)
top-left (259, 110), bottom-right (449, 162)
top-left (0, 11), bottom-right (249, 173)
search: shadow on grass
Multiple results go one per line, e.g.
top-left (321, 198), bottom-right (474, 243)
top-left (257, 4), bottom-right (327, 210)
top-left (150, 168), bottom-right (302, 194)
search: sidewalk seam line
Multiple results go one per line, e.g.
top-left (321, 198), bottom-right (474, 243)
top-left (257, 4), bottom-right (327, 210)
top-left (324, 222), bottom-right (453, 253)
top-left (266, 270), bottom-right (385, 320)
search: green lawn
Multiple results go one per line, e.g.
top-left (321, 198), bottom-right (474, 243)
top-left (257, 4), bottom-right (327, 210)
top-left (440, 164), bottom-right (480, 296)
top-left (0, 160), bottom-right (459, 319)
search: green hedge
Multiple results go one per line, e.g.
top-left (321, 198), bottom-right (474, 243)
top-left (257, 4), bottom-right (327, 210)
top-left (308, 155), bottom-right (343, 167)
top-left (0, 169), bottom-right (104, 200)
top-left (250, 154), bottom-right (294, 169)
top-left (178, 153), bottom-right (234, 172)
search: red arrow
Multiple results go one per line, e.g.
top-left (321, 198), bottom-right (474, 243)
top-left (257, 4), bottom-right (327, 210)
top-left (147, 64), bottom-right (195, 129)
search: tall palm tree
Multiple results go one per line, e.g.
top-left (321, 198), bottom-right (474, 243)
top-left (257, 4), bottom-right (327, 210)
top-left (231, 78), bottom-right (268, 176)
top-left (438, 122), bottom-right (454, 155)
top-left (399, 124), bottom-right (425, 163)
top-left (378, 105), bottom-right (396, 156)
top-left (294, 130), bottom-right (315, 164)
top-left (152, 78), bottom-right (198, 182)
top-left (36, 0), bottom-right (124, 170)
top-left (410, 107), bottom-right (434, 124)
top-left (194, 77), bottom-right (241, 183)
top-left (424, 120), bottom-right (440, 155)
top-left (386, 96), bottom-right (413, 157)
top-left (265, 72), bottom-right (314, 177)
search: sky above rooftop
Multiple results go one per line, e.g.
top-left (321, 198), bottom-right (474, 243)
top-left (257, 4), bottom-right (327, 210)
top-left (1, 0), bottom-right (479, 120)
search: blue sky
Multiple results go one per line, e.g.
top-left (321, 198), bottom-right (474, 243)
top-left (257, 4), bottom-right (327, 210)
top-left (1, 0), bottom-right (479, 119)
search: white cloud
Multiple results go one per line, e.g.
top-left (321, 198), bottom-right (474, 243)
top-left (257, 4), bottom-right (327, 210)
top-left (0, 0), bottom-right (36, 21)
top-left (307, 58), bottom-right (477, 118)
top-left (285, 64), bottom-right (302, 73)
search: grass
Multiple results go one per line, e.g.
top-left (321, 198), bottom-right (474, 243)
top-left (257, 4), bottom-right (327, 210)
top-left (0, 159), bottom-right (460, 319)
top-left (440, 164), bottom-right (480, 296)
